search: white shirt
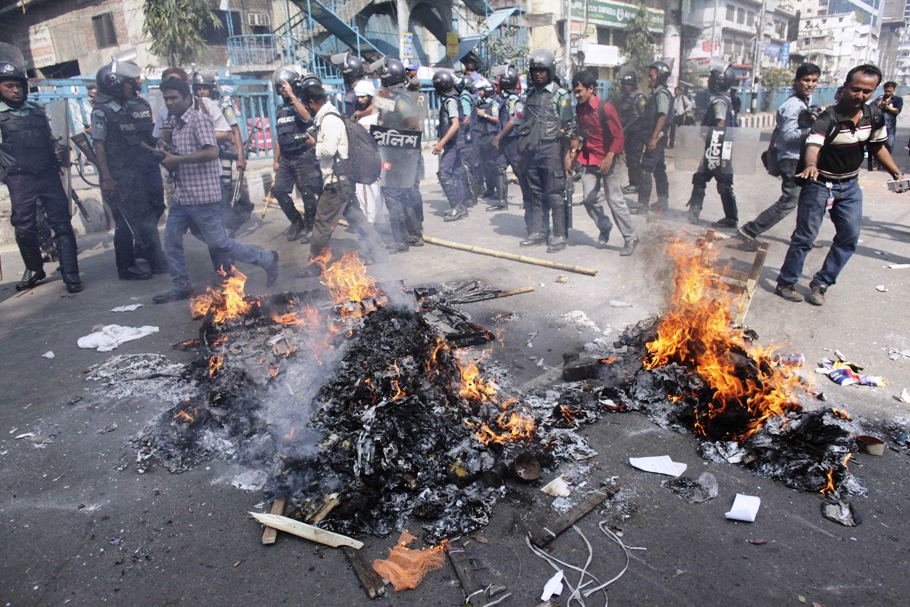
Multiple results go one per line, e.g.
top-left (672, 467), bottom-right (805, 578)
top-left (314, 103), bottom-right (348, 181)
top-left (153, 96), bottom-right (229, 138)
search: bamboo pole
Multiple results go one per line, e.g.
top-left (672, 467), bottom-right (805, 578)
top-left (249, 512), bottom-right (363, 549)
top-left (422, 236), bottom-right (598, 276)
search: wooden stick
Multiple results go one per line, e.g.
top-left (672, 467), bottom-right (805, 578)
top-left (249, 512), bottom-right (363, 549)
top-left (342, 546), bottom-right (386, 599)
top-left (261, 191), bottom-right (277, 218)
top-left (446, 546), bottom-right (483, 599)
top-left (423, 236), bottom-right (598, 276)
top-left (494, 286), bottom-right (535, 299)
top-left (528, 482), bottom-right (620, 548)
top-left (261, 498), bottom-right (286, 545)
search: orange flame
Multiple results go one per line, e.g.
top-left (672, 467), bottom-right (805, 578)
top-left (644, 241), bottom-right (802, 442)
top-left (175, 410), bottom-right (195, 424)
top-left (208, 354), bottom-right (223, 377)
top-left (190, 268), bottom-right (252, 323)
top-left (832, 408), bottom-right (852, 421)
top-left (456, 353), bottom-right (497, 403)
top-left (820, 468), bottom-right (836, 495)
top-left (271, 304), bottom-right (320, 330)
top-left (315, 251), bottom-right (387, 321)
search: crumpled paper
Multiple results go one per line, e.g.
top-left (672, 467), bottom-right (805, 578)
top-left (815, 358), bottom-right (885, 387)
top-left (77, 325), bottom-right (159, 352)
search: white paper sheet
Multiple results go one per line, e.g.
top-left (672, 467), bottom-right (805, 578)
top-left (628, 455), bottom-right (687, 477)
top-left (725, 493), bottom-right (761, 522)
top-left (111, 304), bottom-right (143, 312)
top-left (541, 570), bottom-right (564, 601)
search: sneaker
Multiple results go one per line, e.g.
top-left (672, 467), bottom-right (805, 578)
top-left (263, 251), bottom-right (279, 287)
top-left (597, 228), bottom-right (612, 248)
top-left (621, 184), bottom-right (638, 195)
top-left (619, 236), bottom-right (639, 257)
top-left (806, 281), bottom-right (827, 306)
top-left (153, 288), bottom-right (194, 304)
top-left (298, 229), bottom-right (313, 244)
top-left (737, 227), bottom-right (760, 252)
top-left (714, 217), bottom-right (738, 228)
top-left (520, 233), bottom-right (547, 247)
top-left (775, 284), bottom-right (803, 302)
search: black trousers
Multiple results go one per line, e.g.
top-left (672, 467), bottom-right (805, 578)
top-left (106, 169), bottom-right (166, 273)
top-left (274, 153), bottom-right (322, 230)
top-left (6, 169), bottom-right (76, 271)
top-left (519, 141), bottom-right (566, 238)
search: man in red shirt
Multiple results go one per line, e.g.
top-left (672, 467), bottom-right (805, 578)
top-left (570, 70), bottom-right (638, 256)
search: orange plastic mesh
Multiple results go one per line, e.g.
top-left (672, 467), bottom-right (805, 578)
top-left (372, 532), bottom-right (445, 591)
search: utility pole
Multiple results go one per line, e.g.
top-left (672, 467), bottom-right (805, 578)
top-left (711, 0), bottom-right (719, 58)
top-left (565, 0), bottom-right (573, 80)
top-left (752, 0), bottom-right (768, 91)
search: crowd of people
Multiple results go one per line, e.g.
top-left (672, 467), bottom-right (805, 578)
top-left (0, 47), bottom-right (906, 306)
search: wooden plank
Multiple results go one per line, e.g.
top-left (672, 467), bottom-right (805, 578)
top-left (733, 243), bottom-right (770, 324)
top-left (446, 546), bottom-right (483, 599)
top-left (249, 512), bottom-right (363, 549)
top-left (342, 546), bottom-right (386, 599)
top-left (716, 269), bottom-right (750, 282)
top-left (529, 483), bottom-right (620, 548)
top-left (261, 498), bottom-right (286, 545)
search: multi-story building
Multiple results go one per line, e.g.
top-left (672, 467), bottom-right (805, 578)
top-left (879, 0), bottom-right (909, 83)
top-left (796, 11), bottom-right (880, 83)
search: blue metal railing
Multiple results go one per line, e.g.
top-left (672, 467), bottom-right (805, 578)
top-left (227, 34), bottom-right (301, 66)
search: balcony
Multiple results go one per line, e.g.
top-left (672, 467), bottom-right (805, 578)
top-left (227, 35), bottom-right (301, 72)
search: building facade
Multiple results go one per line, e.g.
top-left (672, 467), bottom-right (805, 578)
top-left (797, 11), bottom-right (880, 83)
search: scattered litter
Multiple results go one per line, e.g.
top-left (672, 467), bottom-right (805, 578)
top-left (248, 512), bottom-right (362, 548)
top-left (98, 423), bottom-right (118, 434)
top-left (540, 570), bottom-right (564, 601)
top-left (855, 435), bottom-right (884, 456)
top-left (111, 304), bottom-right (143, 312)
top-left (816, 358), bottom-right (885, 387)
top-left (41, 351), bottom-right (55, 359)
top-left (885, 263), bottom-right (910, 269)
top-left (663, 472), bottom-right (718, 503)
top-left (901, 388), bottom-right (910, 403)
top-left (629, 455), bottom-right (686, 477)
top-left (876, 285), bottom-right (888, 292)
top-left (77, 325), bottom-right (160, 352)
top-left (821, 500), bottom-right (861, 527)
top-left (542, 476), bottom-right (571, 497)
top-left (888, 347), bottom-right (910, 361)
top-left (536, 358), bottom-right (545, 367)
top-left (748, 538), bottom-right (767, 545)
top-left (527, 332), bottom-right (538, 348)
top-left (609, 300), bottom-right (633, 308)
top-left (470, 533), bottom-right (488, 544)
top-left (554, 275), bottom-right (568, 284)
top-left (230, 469), bottom-right (268, 491)
top-left (771, 353), bottom-right (804, 367)
top-left (15, 432), bottom-right (36, 439)
top-left (725, 494), bottom-right (761, 522)
top-left (372, 531), bottom-right (446, 591)
top-left (560, 311), bottom-right (600, 333)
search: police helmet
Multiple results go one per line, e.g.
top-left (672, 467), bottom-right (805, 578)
top-left (380, 58), bottom-right (407, 88)
top-left (271, 66), bottom-right (301, 97)
top-left (96, 62), bottom-right (134, 96)
top-left (528, 49), bottom-right (556, 82)
top-left (477, 78), bottom-right (494, 95)
top-left (432, 70), bottom-right (456, 95)
top-left (453, 73), bottom-right (466, 93)
top-left (0, 62), bottom-right (27, 87)
top-left (300, 72), bottom-right (322, 89)
top-left (191, 71), bottom-right (218, 96)
top-left (620, 74), bottom-right (637, 88)
top-left (492, 64), bottom-right (519, 92)
top-left (333, 51), bottom-right (364, 84)
top-left (648, 61), bottom-right (671, 85)
top-left (708, 65), bottom-right (737, 94)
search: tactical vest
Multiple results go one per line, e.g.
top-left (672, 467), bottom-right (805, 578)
top-left (0, 103), bottom-right (56, 173)
top-left (519, 86), bottom-right (563, 149)
top-left (275, 104), bottom-right (311, 156)
top-left (95, 101), bottom-right (142, 172)
top-left (344, 85), bottom-right (357, 118)
top-left (437, 93), bottom-right (464, 148)
top-left (644, 86), bottom-right (672, 133)
top-left (617, 91), bottom-right (645, 130)
top-left (460, 89), bottom-right (476, 142)
top-left (702, 93), bottom-right (735, 128)
top-left (476, 98), bottom-right (498, 139)
top-left (125, 96), bottom-right (155, 151)
top-left (498, 92), bottom-right (519, 140)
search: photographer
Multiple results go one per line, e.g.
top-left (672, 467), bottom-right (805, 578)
top-left (153, 78), bottom-right (278, 303)
top-left (739, 63), bottom-right (821, 251)
top-left (869, 80), bottom-right (902, 170)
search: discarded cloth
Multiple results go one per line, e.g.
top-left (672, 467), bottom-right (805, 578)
top-left (816, 358), bottom-right (885, 387)
top-left (77, 325), bottom-right (159, 352)
top-left (111, 304), bottom-right (143, 312)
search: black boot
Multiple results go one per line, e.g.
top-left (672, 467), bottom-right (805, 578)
top-left (487, 173), bottom-right (509, 211)
top-left (16, 268), bottom-right (47, 291)
top-left (56, 234), bottom-right (83, 293)
top-left (15, 230), bottom-right (46, 291)
top-left (547, 201), bottom-right (568, 253)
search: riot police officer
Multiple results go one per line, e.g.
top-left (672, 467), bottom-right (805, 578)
top-left (373, 57), bottom-right (426, 252)
top-left (616, 73), bottom-right (647, 195)
top-left (271, 66), bottom-right (322, 243)
top-left (0, 61), bottom-right (82, 292)
top-left (634, 61), bottom-right (672, 215)
top-left (93, 60), bottom-right (167, 280)
top-left (334, 52), bottom-right (365, 118)
top-left (514, 49), bottom-right (576, 253)
top-left (432, 70), bottom-right (468, 222)
top-left (455, 69), bottom-right (481, 206)
top-left (489, 65), bottom-right (527, 213)
top-left (686, 65), bottom-right (738, 226)
top-left (474, 79), bottom-right (499, 200)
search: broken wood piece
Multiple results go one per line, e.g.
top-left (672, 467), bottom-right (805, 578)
top-left (261, 498), bottom-right (286, 545)
top-left (529, 483), bottom-right (620, 548)
top-left (446, 546), bottom-right (483, 599)
top-left (342, 546), bottom-right (386, 599)
top-left (249, 512), bottom-right (363, 549)
top-left (307, 493), bottom-right (341, 525)
top-left (494, 285), bottom-right (535, 299)
top-left (423, 236), bottom-right (598, 276)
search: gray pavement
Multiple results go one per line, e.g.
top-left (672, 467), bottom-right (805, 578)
top-left (2, 141), bottom-right (910, 606)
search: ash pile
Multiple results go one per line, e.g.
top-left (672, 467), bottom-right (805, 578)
top-left (566, 240), bottom-right (864, 499)
top-left (121, 256), bottom-right (604, 542)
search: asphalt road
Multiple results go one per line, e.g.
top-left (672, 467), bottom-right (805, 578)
top-left (1, 142), bottom-right (910, 607)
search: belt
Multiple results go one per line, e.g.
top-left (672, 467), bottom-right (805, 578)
top-left (816, 175), bottom-right (858, 184)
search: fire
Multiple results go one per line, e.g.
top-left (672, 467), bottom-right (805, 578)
top-left (208, 354), bottom-right (223, 376)
top-left (175, 410), bottom-right (194, 424)
top-left (644, 241), bottom-right (802, 442)
top-left (315, 251), bottom-right (388, 320)
top-left (471, 411), bottom-right (536, 444)
top-left (832, 408), bottom-right (851, 420)
top-left (560, 405), bottom-right (580, 425)
top-left (456, 353), bottom-right (497, 403)
top-left (820, 468), bottom-right (836, 495)
top-left (601, 357), bottom-right (617, 364)
top-left (271, 304), bottom-right (320, 330)
top-left (190, 268), bottom-right (252, 323)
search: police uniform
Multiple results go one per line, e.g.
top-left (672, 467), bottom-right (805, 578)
top-left (273, 100), bottom-right (322, 240)
top-left (93, 96), bottom-right (168, 276)
top-left (515, 81), bottom-right (574, 249)
top-left (492, 90), bottom-right (529, 211)
top-left (687, 93), bottom-right (738, 223)
top-left (460, 86), bottom-right (481, 205)
top-left (437, 92), bottom-right (468, 217)
top-left (475, 93), bottom-right (499, 198)
top-left (378, 88), bottom-right (424, 249)
top-left (616, 88), bottom-right (647, 189)
top-left (636, 83), bottom-right (671, 212)
top-left (0, 98), bottom-right (82, 291)
top-left (125, 94), bottom-right (165, 222)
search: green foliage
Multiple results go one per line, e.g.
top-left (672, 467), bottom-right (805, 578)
top-left (143, 0), bottom-right (221, 67)
top-left (610, 0), bottom-right (654, 97)
top-left (760, 66), bottom-right (794, 111)
top-left (484, 26), bottom-right (529, 73)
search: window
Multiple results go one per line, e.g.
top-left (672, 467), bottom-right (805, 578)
top-left (92, 13), bottom-right (117, 49)
top-left (203, 9), bottom-right (241, 44)
top-left (734, 40), bottom-right (744, 56)
top-left (724, 38), bottom-right (733, 54)
top-left (726, 4), bottom-right (735, 21)
top-left (747, 11), bottom-right (755, 26)
top-left (737, 7), bottom-right (745, 24)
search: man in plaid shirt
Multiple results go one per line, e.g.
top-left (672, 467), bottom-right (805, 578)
top-left (154, 78), bottom-right (279, 303)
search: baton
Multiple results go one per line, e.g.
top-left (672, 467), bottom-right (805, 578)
top-left (106, 188), bottom-right (146, 249)
top-left (70, 189), bottom-right (91, 223)
top-left (261, 187), bottom-right (276, 218)
top-left (231, 167), bottom-right (245, 206)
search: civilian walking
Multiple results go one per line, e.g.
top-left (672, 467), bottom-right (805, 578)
top-left (668, 87), bottom-right (693, 148)
top-left (154, 78), bottom-right (278, 303)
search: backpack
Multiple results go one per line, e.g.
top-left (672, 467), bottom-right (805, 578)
top-left (761, 127), bottom-right (782, 177)
top-left (327, 111), bottom-right (382, 184)
top-left (793, 103), bottom-right (885, 184)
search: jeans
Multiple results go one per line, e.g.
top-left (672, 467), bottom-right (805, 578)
top-left (777, 178), bottom-right (863, 288)
top-left (164, 202), bottom-right (271, 291)
top-left (742, 158), bottom-right (800, 237)
top-left (580, 156), bottom-right (635, 240)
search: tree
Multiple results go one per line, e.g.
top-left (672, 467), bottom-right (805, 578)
top-left (621, 0), bottom-right (656, 87)
top-left (143, 0), bottom-right (221, 67)
top-left (759, 66), bottom-right (793, 111)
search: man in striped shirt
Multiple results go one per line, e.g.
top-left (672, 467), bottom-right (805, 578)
top-left (776, 65), bottom-right (905, 306)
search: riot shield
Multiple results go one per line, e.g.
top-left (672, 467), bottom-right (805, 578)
top-left (672, 125), bottom-right (762, 175)
top-left (45, 100), bottom-right (73, 214)
top-left (0, 43), bottom-right (25, 68)
top-left (373, 88), bottom-right (425, 188)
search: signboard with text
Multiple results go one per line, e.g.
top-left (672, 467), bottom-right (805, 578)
top-left (446, 32), bottom-right (459, 57)
top-left (569, 0), bottom-right (663, 30)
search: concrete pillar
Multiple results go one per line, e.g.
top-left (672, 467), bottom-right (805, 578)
top-left (663, 0), bottom-right (681, 88)
top-left (398, 0), bottom-right (411, 56)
